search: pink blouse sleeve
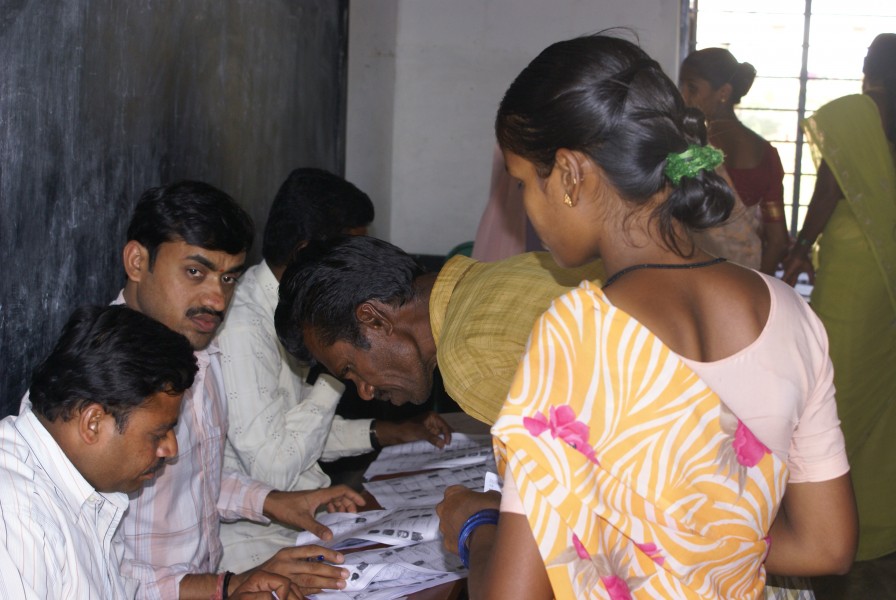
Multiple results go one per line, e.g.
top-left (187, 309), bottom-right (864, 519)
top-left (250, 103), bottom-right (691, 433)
top-left (786, 306), bottom-right (850, 483)
top-left (499, 469), bottom-right (525, 515)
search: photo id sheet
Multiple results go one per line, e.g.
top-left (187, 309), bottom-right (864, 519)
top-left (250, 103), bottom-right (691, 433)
top-left (363, 432), bottom-right (493, 478)
top-left (295, 507), bottom-right (441, 551)
top-left (307, 540), bottom-right (466, 600)
top-left (363, 462), bottom-right (495, 509)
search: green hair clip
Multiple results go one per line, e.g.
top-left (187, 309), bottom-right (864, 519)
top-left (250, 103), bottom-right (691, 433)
top-left (663, 145), bottom-right (725, 185)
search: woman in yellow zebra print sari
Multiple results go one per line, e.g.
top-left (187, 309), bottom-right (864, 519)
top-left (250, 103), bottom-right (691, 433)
top-left (437, 34), bottom-right (857, 599)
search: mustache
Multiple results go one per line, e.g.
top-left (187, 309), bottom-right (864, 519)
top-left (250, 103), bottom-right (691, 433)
top-left (186, 307), bottom-right (225, 321)
top-left (142, 459), bottom-right (168, 477)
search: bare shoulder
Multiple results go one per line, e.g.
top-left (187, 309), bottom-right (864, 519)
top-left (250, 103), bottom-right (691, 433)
top-left (609, 263), bottom-right (770, 362)
top-left (691, 263), bottom-right (770, 361)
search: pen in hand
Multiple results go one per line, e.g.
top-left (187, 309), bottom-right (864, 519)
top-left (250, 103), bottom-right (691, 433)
top-left (305, 554), bottom-right (326, 562)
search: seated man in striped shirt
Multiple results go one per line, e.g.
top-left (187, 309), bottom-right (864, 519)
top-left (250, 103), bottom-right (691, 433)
top-left (2, 305), bottom-right (307, 599)
top-left (0, 305), bottom-right (196, 598)
top-left (20, 182), bottom-right (364, 600)
top-left (111, 182), bottom-right (364, 599)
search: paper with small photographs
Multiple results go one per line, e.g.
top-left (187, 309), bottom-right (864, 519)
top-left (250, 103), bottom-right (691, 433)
top-left (307, 541), bottom-right (466, 599)
top-left (363, 461), bottom-right (495, 509)
top-left (363, 432), bottom-right (493, 478)
top-left (295, 507), bottom-right (441, 551)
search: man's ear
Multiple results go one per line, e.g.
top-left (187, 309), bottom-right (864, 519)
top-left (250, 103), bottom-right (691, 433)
top-left (123, 240), bottom-right (150, 283)
top-left (355, 301), bottom-right (394, 336)
top-left (77, 404), bottom-right (110, 445)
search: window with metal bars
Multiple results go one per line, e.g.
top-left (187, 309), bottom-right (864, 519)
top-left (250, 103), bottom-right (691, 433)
top-left (684, 0), bottom-right (896, 235)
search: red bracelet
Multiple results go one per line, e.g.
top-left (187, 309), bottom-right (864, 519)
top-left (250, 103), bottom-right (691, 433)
top-left (209, 572), bottom-right (226, 600)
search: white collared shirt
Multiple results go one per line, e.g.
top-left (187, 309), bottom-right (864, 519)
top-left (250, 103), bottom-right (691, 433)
top-left (0, 410), bottom-right (135, 599)
top-left (217, 261), bottom-right (372, 497)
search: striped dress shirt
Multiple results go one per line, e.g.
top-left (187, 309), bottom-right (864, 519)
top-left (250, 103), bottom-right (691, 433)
top-left (0, 410), bottom-right (135, 599)
top-left (117, 341), bottom-right (274, 599)
top-left (107, 291), bottom-right (273, 599)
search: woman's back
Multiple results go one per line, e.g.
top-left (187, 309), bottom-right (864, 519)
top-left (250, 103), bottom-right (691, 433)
top-left (711, 121), bottom-right (768, 170)
top-left (604, 261), bottom-right (769, 363)
top-left (438, 34), bottom-right (856, 600)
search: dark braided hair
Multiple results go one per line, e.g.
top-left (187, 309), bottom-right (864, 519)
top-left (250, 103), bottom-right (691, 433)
top-left (495, 33), bottom-right (733, 256)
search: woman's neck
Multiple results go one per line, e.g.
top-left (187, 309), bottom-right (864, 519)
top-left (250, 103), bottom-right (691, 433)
top-left (595, 204), bottom-right (701, 278)
top-left (707, 116), bottom-right (743, 138)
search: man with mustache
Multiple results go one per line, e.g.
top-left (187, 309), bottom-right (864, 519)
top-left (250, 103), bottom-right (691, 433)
top-left (0, 305), bottom-right (197, 598)
top-left (275, 235), bottom-right (604, 425)
top-left (114, 182), bottom-right (363, 599)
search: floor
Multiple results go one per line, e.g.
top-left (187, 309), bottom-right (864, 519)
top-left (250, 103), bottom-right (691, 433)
top-left (812, 552), bottom-right (896, 599)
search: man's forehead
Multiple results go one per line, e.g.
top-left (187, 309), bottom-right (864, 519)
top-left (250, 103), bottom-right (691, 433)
top-left (303, 325), bottom-right (336, 356)
top-left (304, 326), bottom-right (353, 365)
top-left (160, 240), bottom-right (246, 269)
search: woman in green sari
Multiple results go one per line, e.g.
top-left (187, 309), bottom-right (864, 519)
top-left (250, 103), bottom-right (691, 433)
top-left (782, 33), bottom-right (896, 562)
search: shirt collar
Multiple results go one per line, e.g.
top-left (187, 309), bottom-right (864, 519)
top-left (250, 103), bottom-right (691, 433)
top-left (429, 255), bottom-right (478, 347)
top-left (257, 261), bottom-right (281, 314)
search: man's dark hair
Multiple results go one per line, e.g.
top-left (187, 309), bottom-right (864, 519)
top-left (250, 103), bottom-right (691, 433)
top-left (126, 180), bottom-right (255, 268)
top-left (30, 305), bottom-right (197, 431)
top-left (275, 235), bottom-right (424, 362)
top-left (262, 168), bottom-right (375, 267)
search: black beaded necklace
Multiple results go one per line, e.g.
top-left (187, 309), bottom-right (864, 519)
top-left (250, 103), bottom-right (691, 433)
top-left (601, 257), bottom-right (727, 289)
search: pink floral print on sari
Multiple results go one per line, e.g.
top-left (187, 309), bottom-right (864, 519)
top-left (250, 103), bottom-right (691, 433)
top-left (733, 421), bottom-right (770, 467)
top-left (635, 542), bottom-right (665, 566)
top-left (523, 405), bottom-right (599, 464)
top-left (552, 534), bottom-right (647, 599)
top-left (717, 404), bottom-right (772, 493)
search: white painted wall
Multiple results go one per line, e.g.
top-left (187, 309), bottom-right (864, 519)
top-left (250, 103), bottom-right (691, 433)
top-left (347, 0), bottom-right (682, 255)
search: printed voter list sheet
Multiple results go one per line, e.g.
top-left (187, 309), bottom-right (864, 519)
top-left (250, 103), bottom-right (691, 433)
top-left (363, 462), bottom-right (494, 509)
top-left (307, 541), bottom-right (466, 600)
top-left (364, 433), bottom-right (493, 478)
top-left (295, 507), bottom-right (441, 550)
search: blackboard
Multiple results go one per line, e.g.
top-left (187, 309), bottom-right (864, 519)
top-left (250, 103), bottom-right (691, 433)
top-left (0, 0), bottom-right (348, 416)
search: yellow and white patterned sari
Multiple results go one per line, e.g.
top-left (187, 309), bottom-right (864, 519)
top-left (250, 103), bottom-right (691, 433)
top-left (492, 282), bottom-right (787, 599)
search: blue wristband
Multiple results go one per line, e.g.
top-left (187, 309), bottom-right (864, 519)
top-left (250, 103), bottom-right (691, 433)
top-left (457, 509), bottom-right (499, 568)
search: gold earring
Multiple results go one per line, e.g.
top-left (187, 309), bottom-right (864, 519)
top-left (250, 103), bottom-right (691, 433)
top-left (564, 193), bottom-right (573, 207)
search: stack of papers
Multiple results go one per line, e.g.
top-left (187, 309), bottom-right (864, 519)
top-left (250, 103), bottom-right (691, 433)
top-left (363, 433), bottom-right (494, 478)
top-left (296, 507), bottom-right (442, 551)
top-left (305, 433), bottom-right (497, 599)
top-left (364, 463), bottom-right (493, 509)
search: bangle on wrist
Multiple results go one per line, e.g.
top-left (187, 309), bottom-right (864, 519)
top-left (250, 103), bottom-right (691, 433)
top-left (222, 571), bottom-right (234, 600)
top-left (209, 571), bottom-right (230, 600)
top-left (457, 509), bottom-right (499, 568)
top-left (369, 420), bottom-right (382, 451)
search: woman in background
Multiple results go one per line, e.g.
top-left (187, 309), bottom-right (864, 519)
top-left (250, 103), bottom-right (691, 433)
top-left (437, 33), bottom-right (856, 599)
top-left (680, 48), bottom-right (790, 275)
top-left (471, 144), bottom-right (542, 262)
top-left (782, 33), bottom-right (896, 562)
